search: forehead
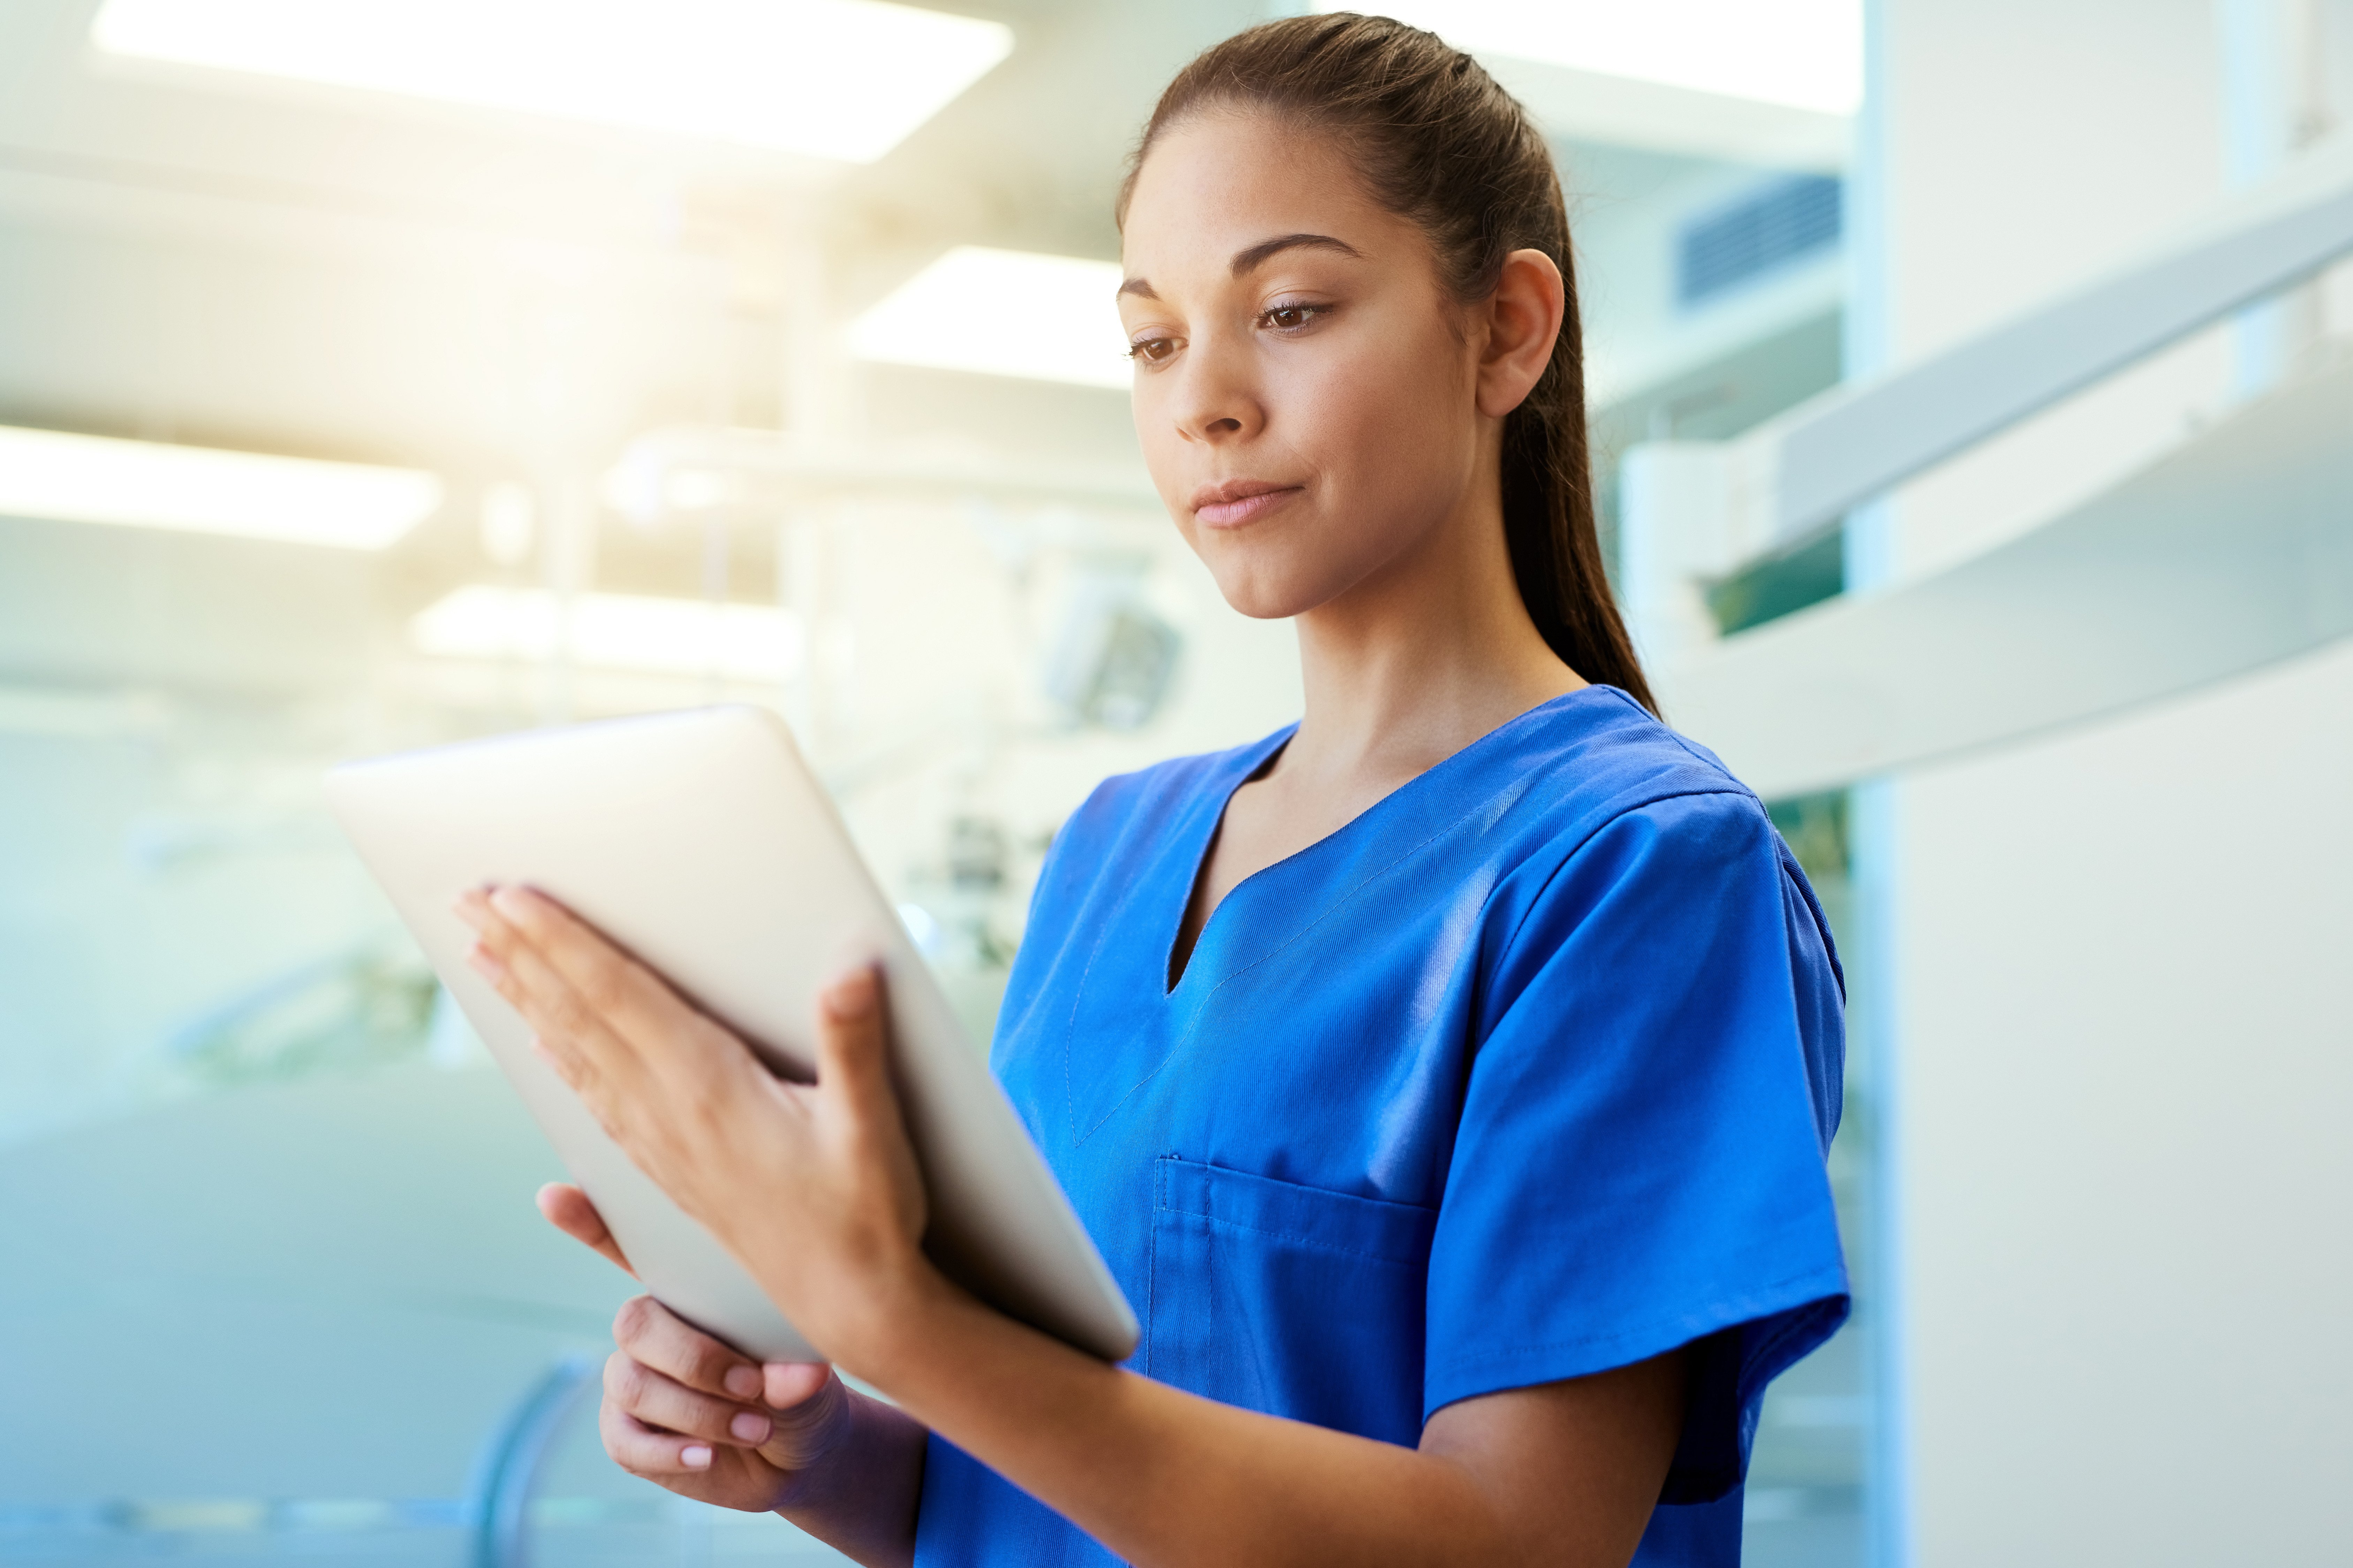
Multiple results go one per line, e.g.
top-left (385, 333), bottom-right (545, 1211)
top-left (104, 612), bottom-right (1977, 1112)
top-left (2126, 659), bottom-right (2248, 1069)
top-left (1120, 110), bottom-right (1409, 273)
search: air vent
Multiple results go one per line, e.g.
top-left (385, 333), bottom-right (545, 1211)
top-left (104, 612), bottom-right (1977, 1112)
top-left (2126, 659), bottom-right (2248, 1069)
top-left (1677, 175), bottom-right (1843, 307)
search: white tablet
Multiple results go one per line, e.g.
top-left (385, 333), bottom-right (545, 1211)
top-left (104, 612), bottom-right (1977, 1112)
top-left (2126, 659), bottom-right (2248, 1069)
top-left (326, 705), bottom-right (1138, 1364)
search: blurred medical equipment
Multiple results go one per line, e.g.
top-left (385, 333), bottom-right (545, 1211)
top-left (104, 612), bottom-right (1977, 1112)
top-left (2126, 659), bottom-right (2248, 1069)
top-left (1620, 128), bottom-right (2353, 794)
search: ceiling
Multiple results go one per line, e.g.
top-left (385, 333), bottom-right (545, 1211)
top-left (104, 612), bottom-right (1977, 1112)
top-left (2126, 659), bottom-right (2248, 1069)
top-left (0, 0), bottom-right (1829, 655)
top-left (0, 0), bottom-right (1278, 469)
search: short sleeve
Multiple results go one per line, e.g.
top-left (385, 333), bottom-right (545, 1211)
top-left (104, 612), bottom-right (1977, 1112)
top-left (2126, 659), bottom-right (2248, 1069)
top-left (1424, 790), bottom-right (1849, 1503)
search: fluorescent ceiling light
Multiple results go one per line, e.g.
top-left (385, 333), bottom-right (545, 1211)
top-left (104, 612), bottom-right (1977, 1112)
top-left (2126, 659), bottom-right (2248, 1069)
top-left (1328, 1), bottom-right (1863, 115)
top-left (0, 425), bottom-right (440, 550)
top-left (412, 585), bottom-right (802, 682)
top-left (848, 246), bottom-right (1130, 389)
top-left (90, 0), bottom-right (1013, 164)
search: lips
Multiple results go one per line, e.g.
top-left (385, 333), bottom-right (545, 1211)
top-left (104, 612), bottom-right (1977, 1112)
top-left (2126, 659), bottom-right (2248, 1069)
top-left (1190, 479), bottom-right (1303, 528)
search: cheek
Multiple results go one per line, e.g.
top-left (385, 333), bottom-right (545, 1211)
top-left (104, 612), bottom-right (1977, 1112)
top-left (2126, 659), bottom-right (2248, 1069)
top-left (1289, 339), bottom-right (1466, 503)
top-left (1273, 333), bottom-right (1476, 566)
top-left (1132, 379), bottom-right (1187, 511)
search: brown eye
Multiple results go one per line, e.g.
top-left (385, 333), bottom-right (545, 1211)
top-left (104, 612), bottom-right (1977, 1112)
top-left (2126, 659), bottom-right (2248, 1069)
top-left (1258, 303), bottom-right (1325, 332)
top-left (1128, 336), bottom-right (1177, 365)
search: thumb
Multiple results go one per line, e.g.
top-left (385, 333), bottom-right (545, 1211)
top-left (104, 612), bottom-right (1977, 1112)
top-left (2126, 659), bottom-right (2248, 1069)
top-left (756, 1364), bottom-right (854, 1474)
top-left (536, 1181), bottom-right (637, 1278)
top-left (762, 1360), bottom-right (835, 1410)
top-left (813, 965), bottom-right (894, 1117)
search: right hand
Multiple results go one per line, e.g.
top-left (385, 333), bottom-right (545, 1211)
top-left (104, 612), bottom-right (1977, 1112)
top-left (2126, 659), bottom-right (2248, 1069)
top-left (538, 1182), bottom-right (858, 1512)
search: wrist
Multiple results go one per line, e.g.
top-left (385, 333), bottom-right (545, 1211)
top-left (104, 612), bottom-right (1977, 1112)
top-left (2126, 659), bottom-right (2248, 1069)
top-left (739, 1233), bottom-right (958, 1384)
top-left (822, 1248), bottom-right (965, 1386)
top-left (767, 1380), bottom-right (931, 1565)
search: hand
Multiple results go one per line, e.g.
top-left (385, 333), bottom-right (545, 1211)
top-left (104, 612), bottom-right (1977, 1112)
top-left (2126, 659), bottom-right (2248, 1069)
top-left (455, 885), bottom-right (938, 1376)
top-left (599, 1293), bottom-right (858, 1513)
top-left (535, 1091), bottom-right (930, 1561)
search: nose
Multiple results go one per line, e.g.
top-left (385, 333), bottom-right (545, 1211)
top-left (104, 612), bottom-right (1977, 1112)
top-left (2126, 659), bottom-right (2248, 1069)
top-left (1168, 331), bottom-right (1261, 446)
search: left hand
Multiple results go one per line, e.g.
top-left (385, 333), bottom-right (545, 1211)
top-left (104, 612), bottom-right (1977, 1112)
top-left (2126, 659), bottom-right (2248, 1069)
top-left (453, 884), bottom-right (936, 1375)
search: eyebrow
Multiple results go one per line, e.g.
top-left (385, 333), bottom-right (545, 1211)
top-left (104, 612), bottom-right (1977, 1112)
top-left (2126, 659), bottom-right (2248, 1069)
top-left (1117, 231), bottom-right (1365, 301)
top-left (1231, 231), bottom-right (1362, 275)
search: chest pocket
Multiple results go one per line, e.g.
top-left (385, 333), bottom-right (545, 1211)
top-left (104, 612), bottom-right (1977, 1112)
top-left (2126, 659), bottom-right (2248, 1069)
top-left (1148, 1157), bottom-right (1436, 1445)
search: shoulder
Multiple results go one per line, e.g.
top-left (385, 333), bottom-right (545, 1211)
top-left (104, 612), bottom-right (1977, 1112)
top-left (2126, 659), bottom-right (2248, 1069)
top-left (1493, 685), bottom-right (1773, 866)
top-left (1473, 687), bottom-right (1825, 977)
top-left (1481, 688), bottom-right (1843, 1014)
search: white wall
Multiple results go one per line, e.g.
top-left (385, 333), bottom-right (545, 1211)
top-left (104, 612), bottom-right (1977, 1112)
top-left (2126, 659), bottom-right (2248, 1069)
top-left (1880, 0), bottom-right (2233, 582)
top-left (1896, 642), bottom-right (2353, 1566)
top-left (1876, 3), bottom-right (2353, 1562)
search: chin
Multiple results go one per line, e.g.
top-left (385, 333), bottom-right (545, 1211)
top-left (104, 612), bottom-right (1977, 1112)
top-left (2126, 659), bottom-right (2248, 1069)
top-left (1200, 553), bottom-right (1347, 623)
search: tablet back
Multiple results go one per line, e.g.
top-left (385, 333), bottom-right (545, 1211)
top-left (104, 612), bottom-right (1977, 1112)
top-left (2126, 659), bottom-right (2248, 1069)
top-left (326, 706), bottom-right (1138, 1364)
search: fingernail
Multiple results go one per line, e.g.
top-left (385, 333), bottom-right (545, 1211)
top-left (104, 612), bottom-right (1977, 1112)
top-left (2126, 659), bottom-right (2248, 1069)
top-left (681, 1445), bottom-right (712, 1470)
top-left (729, 1411), bottom-right (771, 1443)
top-left (465, 945), bottom-right (506, 983)
top-left (723, 1365), bottom-right (761, 1399)
top-left (824, 968), bottom-right (877, 1020)
top-left (489, 885), bottom-right (532, 919)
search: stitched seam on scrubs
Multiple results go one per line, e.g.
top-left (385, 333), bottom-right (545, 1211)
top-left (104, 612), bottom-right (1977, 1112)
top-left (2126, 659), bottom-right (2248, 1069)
top-left (1733, 1288), bottom-right (1851, 1405)
top-left (1182, 1212), bottom-right (1431, 1268)
top-left (1430, 1263), bottom-right (1847, 1369)
top-left (1482, 785), bottom-right (1768, 1021)
top-left (1157, 1158), bottom-right (1437, 1260)
top-left (1145, 1158), bottom-right (1162, 1380)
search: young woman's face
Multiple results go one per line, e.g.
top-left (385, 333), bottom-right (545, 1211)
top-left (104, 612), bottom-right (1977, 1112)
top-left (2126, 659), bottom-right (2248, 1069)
top-left (1118, 111), bottom-right (1489, 621)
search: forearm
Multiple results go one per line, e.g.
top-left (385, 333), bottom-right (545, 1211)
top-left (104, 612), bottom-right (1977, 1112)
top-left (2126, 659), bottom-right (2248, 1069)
top-left (853, 1279), bottom-right (1536, 1568)
top-left (772, 1386), bottom-right (930, 1568)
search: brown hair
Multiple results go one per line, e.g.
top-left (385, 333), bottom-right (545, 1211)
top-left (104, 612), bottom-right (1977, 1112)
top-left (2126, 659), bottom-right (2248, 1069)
top-left (1116, 12), bottom-right (1656, 715)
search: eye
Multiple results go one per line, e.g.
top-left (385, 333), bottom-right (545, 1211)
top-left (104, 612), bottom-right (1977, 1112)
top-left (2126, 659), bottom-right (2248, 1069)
top-left (1126, 334), bottom-right (1180, 366)
top-left (1257, 301), bottom-right (1329, 332)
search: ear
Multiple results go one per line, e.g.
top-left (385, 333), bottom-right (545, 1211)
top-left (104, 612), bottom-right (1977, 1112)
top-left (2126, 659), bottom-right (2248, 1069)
top-left (1474, 248), bottom-right (1566, 420)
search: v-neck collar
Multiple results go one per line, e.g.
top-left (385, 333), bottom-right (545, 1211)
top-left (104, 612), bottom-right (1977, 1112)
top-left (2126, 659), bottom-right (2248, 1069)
top-left (1162, 724), bottom-right (1299, 992)
top-left (1158, 685), bottom-right (1616, 999)
top-left (1163, 728), bottom-right (1294, 993)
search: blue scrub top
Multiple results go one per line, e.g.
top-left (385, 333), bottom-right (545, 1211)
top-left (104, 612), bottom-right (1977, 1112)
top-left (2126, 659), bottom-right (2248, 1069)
top-left (913, 686), bottom-right (1850, 1567)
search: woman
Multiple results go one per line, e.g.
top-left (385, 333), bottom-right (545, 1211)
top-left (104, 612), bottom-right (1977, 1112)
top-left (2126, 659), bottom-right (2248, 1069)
top-left (456, 15), bottom-right (1848, 1567)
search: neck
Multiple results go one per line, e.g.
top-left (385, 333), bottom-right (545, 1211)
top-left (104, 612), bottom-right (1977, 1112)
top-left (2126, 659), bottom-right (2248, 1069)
top-left (1282, 459), bottom-right (1582, 790)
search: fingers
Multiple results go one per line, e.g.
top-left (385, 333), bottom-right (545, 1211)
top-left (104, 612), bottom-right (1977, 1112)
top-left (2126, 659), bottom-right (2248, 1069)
top-left (457, 886), bottom-right (756, 1140)
top-left (536, 1182), bottom-right (636, 1277)
top-left (613, 1295), bottom-right (765, 1402)
top-left (600, 1396), bottom-right (721, 1475)
top-left (604, 1349), bottom-right (773, 1448)
top-left (457, 892), bottom-right (631, 1098)
top-left (474, 885), bottom-right (698, 1060)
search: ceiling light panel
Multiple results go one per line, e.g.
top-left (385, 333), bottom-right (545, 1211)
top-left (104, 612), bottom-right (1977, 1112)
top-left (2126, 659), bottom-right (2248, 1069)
top-left (1331, 1), bottom-right (1863, 115)
top-left (0, 426), bottom-right (441, 551)
top-left (90, 0), bottom-right (1014, 164)
top-left (412, 586), bottom-right (802, 682)
top-left (848, 246), bottom-right (1130, 389)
